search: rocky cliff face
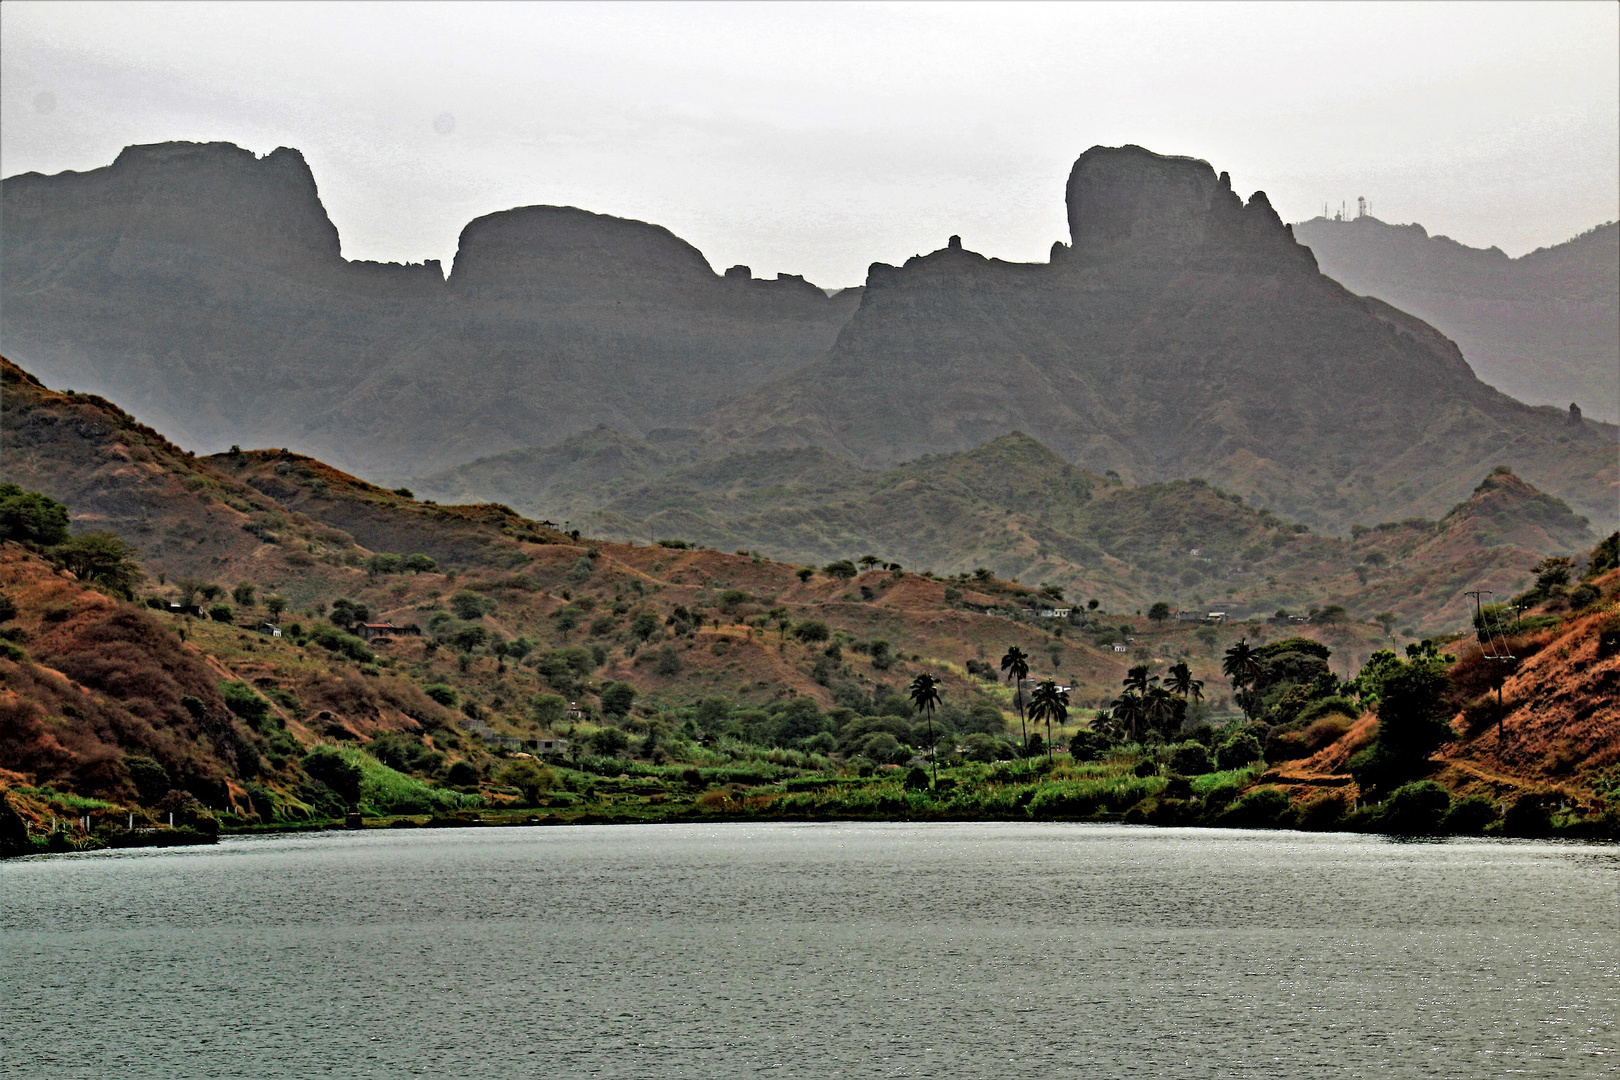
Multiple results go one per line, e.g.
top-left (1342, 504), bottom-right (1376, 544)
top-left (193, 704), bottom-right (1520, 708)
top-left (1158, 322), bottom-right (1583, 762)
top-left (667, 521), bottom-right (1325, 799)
top-left (1, 142), bottom-right (856, 476)
top-left (705, 145), bottom-right (1616, 534)
top-left (1292, 216), bottom-right (1619, 423)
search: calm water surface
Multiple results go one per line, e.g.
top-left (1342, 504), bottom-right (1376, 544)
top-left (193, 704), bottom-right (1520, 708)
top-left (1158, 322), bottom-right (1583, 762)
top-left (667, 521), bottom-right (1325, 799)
top-left (2, 822), bottom-right (1616, 1078)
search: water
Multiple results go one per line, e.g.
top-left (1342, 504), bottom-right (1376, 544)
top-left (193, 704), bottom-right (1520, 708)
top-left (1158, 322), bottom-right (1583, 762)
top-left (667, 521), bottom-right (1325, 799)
top-left (2, 822), bottom-right (1616, 1078)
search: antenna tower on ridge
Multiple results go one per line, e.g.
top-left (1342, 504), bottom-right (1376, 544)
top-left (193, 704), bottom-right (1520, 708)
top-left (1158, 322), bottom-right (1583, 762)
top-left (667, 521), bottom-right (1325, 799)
top-left (1357, 196), bottom-right (1367, 219)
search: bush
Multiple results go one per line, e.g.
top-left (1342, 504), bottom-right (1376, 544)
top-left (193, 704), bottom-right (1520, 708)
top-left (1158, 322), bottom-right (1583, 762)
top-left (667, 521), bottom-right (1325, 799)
top-left (301, 746), bottom-right (362, 808)
top-left (423, 683), bottom-right (458, 708)
top-left (220, 680), bottom-right (274, 731)
top-left (1379, 780), bottom-right (1451, 835)
top-left (1169, 742), bottom-right (1211, 775)
top-left (1132, 758), bottom-right (1160, 778)
top-left (589, 727), bottom-right (631, 757)
top-left (530, 693), bottom-right (568, 726)
top-left (445, 760), bottom-right (481, 787)
top-left (1503, 793), bottom-right (1551, 837)
top-left (1215, 731), bottom-right (1262, 770)
top-left (208, 604), bottom-right (234, 624)
top-left (1296, 791), bottom-right (1348, 830)
top-left (307, 624), bottom-right (375, 663)
top-left (794, 620), bottom-right (831, 644)
top-left (497, 758), bottom-right (555, 805)
top-left (903, 766), bottom-right (930, 790)
top-left (1441, 794), bottom-right (1498, 835)
top-left (600, 681), bottom-right (636, 717)
top-left (0, 483), bottom-right (70, 546)
top-left (1218, 787), bottom-right (1291, 829)
top-left (123, 755), bottom-right (172, 805)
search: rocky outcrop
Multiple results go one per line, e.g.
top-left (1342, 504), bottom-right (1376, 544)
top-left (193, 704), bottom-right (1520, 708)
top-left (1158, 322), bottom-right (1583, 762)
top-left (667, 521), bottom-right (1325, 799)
top-left (705, 145), bottom-right (1617, 534)
top-left (1, 142), bottom-right (858, 476)
top-left (1065, 145), bottom-right (1314, 273)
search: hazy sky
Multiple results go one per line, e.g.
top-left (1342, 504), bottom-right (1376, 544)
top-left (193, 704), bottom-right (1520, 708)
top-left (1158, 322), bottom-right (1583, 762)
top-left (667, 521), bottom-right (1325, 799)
top-left (4, 1), bottom-right (1616, 287)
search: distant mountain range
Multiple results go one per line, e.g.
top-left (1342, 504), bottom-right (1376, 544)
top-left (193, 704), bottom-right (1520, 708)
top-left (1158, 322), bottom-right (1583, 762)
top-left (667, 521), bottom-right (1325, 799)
top-left (3, 141), bottom-right (1615, 542)
top-left (1293, 215), bottom-right (1618, 423)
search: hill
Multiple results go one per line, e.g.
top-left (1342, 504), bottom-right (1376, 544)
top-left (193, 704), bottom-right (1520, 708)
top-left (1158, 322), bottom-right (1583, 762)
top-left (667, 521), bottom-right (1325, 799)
top-left (0, 141), bottom-right (858, 477)
top-left (4, 363), bottom-right (1613, 848)
top-left (1293, 216), bottom-right (1619, 423)
top-left (701, 146), bottom-right (1617, 535)
top-left (412, 426), bottom-right (1594, 633)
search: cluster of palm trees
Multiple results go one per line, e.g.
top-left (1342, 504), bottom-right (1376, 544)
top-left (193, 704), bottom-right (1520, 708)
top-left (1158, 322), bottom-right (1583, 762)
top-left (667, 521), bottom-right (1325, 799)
top-left (1105, 660), bottom-right (1203, 741)
top-left (998, 645), bottom-right (1071, 763)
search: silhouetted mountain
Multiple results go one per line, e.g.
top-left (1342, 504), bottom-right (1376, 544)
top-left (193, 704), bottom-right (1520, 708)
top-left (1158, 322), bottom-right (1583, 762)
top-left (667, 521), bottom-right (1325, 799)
top-left (1, 141), bottom-right (858, 476)
top-left (703, 146), bottom-right (1616, 534)
top-left (1294, 215), bottom-right (1619, 423)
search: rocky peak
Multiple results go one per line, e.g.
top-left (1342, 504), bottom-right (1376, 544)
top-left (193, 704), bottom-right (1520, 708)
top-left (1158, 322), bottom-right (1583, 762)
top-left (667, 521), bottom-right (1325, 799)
top-left (447, 205), bottom-right (719, 303)
top-left (1065, 144), bottom-right (1315, 273)
top-left (3, 141), bottom-right (344, 275)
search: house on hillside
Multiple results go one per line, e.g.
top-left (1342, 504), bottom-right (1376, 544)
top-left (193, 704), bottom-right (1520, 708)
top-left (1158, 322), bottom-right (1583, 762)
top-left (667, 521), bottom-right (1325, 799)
top-left (354, 622), bottom-right (422, 640)
top-left (257, 623), bottom-right (283, 637)
top-left (164, 602), bottom-right (204, 617)
top-left (1176, 611), bottom-right (1227, 624)
top-left (1036, 607), bottom-right (1072, 619)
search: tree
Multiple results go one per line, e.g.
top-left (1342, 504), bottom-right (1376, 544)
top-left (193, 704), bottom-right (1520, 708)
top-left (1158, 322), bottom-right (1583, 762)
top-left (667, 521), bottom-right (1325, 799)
top-left (450, 590), bottom-right (495, 620)
top-left (824, 560), bottom-right (858, 581)
top-left (403, 553), bottom-right (438, 574)
top-left (600, 681), bottom-right (637, 717)
top-left (793, 620), bottom-right (830, 644)
top-left (1375, 611), bottom-right (1396, 638)
top-left (858, 555), bottom-right (881, 571)
top-left (796, 567), bottom-right (814, 583)
top-left (232, 582), bottom-right (256, 607)
top-left (329, 598), bottom-right (371, 630)
top-left (1148, 601), bottom-right (1172, 623)
top-left (265, 595), bottom-right (288, 619)
top-left (1165, 660), bottom-right (1203, 702)
top-left (1000, 645), bottom-right (1031, 754)
top-left (907, 672), bottom-right (943, 787)
top-left (497, 758), bottom-right (554, 805)
top-left (1348, 652), bottom-right (1455, 797)
top-left (1028, 679), bottom-right (1069, 765)
top-left (50, 533), bottom-right (142, 597)
top-left (630, 610), bottom-right (661, 642)
top-left (0, 484), bottom-right (70, 546)
top-left (1111, 691), bottom-right (1146, 741)
top-left (588, 726), bottom-right (630, 757)
top-left (1222, 639), bottom-right (1263, 717)
top-left (530, 693), bottom-right (568, 727)
top-left (1123, 664), bottom-right (1156, 695)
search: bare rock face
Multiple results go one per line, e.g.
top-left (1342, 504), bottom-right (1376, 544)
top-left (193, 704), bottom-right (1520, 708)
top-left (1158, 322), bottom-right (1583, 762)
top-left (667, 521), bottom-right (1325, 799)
top-left (706, 145), bottom-right (1616, 534)
top-left (0, 142), bottom-right (856, 476)
top-left (1066, 145), bottom-right (1312, 273)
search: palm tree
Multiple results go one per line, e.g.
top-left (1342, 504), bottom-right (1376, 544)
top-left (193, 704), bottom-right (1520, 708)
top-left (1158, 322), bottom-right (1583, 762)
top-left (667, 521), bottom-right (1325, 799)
top-left (1122, 664), bottom-right (1157, 695)
top-left (1165, 660), bottom-right (1203, 702)
top-left (1112, 691), bottom-right (1146, 742)
top-left (1028, 679), bottom-right (1070, 765)
top-left (1000, 645), bottom-right (1031, 754)
top-left (908, 672), bottom-right (943, 788)
top-left (1144, 685), bottom-right (1178, 738)
top-left (1222, 639), bottom-right (1263, 719)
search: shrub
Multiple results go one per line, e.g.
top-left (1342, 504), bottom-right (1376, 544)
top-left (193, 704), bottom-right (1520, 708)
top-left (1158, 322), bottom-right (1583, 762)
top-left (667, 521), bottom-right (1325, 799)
top-left (1218, 787), bottom-right (1291, 829)
top-left (1296, 791), bottom-right (1348, 830)
top-left (497, 758), bottom-right (555, 805)
top-left (1502, 793), bottom-right (1551, 837)
top-left (904, 766), bottom-right (930, 790)
top-left (209, 604), bottom-right (234, 624)
top-left (449, 590), bottom-right (497, 620)
top-left (1441, 794), bottom-right (1498, 835)
top-left (423, 683), bottom-right (458, 708)
top-left (793, 620), bottom-right (831, 644)
top-left (1132, 758), bottom-right (1159, 778)
top-left (122, 755), bottom-right (172, 805)
top-left (0, 483), bottom-right (70, 546)
top-left (445, 760), bottom-right (481, 786)
top-left (301, 746), bottom-right (362, 808)
top-left (600, 681), bottom-right (636, 717)
top-left (307, 624), bottom-right (374, 662)
top-left (1379, 780), bottom-right (1451, 835)
top-left (1215, 731), bottom-right (1262, 770)
top-left (1169, 742), bottom-right (1211, 775)
top-left (589, 727), bottom-right (630, 756)
top-left (655, 645), bottom-right (683, 676)
top-left (220, 680), bottom-right (274, 731)
top-left (1301, 715), bottom-right (1353, 754)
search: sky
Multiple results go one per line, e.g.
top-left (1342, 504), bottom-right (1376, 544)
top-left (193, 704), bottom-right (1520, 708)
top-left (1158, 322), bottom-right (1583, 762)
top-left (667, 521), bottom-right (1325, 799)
top-left (3, 1), bottom-right (1616, 288)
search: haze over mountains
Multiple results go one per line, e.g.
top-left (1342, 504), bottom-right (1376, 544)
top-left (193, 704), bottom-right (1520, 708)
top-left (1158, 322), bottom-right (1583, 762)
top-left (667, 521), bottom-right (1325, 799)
top-left (1295, 214), bottom-right (1619, 423)
top-left (2, 140), bottom-right (1615, 547)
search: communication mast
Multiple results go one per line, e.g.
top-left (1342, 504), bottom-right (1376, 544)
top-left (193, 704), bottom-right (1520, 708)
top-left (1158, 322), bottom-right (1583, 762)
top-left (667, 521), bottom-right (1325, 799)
top-left (1356, 196), bottom-right (1367, 219)
top-left (1464, 590), bottom-right (1517, 740)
